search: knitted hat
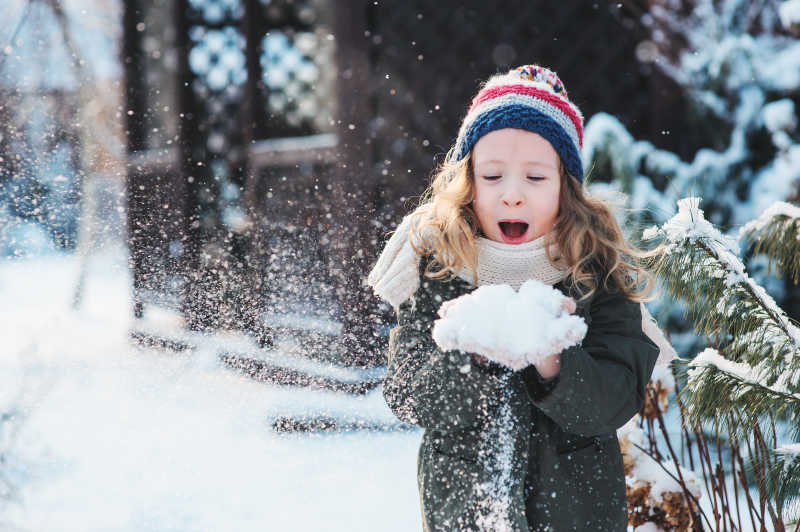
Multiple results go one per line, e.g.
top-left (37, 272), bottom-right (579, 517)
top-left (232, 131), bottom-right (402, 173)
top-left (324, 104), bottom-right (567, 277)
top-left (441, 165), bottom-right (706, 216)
top-left (451, 64), bottom-right (585, 182)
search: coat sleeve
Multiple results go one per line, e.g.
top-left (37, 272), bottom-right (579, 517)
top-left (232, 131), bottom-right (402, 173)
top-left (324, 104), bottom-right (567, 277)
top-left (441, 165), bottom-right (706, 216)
top-left (520, 287), bottom-right (659, 437)
top-left (382, 283), bottom-right (508, 431)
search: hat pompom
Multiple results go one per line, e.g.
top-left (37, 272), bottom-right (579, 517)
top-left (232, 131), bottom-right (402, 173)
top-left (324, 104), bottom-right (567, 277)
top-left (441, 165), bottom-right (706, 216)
top-left (512, 65), bottom-right (569, 100)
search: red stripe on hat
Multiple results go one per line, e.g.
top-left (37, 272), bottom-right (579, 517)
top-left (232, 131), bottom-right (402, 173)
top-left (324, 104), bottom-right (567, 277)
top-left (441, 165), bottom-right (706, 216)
top-left (468, 85), bottom-right (583, 145)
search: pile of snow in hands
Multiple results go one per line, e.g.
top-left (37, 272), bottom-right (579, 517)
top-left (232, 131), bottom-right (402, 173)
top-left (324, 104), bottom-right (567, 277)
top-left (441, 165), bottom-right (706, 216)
top-left (432, 279), bottom-right (587, 371)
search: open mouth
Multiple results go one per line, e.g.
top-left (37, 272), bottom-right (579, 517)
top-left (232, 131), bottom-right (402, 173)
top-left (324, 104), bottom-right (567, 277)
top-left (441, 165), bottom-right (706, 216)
top-left (498, 221), bottom-right (530, 242)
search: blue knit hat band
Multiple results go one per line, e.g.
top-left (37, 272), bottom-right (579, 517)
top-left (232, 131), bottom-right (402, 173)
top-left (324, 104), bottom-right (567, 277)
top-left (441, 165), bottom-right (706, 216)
top-left (454, 105), bottom-right (583, 181)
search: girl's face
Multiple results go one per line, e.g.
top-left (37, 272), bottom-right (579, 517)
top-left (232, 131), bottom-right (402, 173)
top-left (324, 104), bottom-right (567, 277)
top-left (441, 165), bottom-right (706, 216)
top-left (471, 128), bottom-right (561, 244)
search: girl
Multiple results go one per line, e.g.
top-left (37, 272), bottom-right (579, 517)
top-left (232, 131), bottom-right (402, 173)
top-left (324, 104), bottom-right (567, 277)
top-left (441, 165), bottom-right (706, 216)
top-left (367, 65), bottom-right (666, 531)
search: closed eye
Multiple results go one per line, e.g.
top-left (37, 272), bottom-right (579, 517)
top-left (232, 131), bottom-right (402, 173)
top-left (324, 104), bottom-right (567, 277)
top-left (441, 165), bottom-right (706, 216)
top-left (481, 175), bottom-right (546, 181)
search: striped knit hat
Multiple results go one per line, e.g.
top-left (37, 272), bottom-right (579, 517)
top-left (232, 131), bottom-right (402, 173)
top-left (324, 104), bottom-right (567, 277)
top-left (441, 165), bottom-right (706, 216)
top-left (452, 64), bottom-right (585, 182)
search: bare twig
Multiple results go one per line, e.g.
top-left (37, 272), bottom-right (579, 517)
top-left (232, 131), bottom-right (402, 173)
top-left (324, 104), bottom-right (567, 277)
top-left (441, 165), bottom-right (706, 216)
top-left (740, 434), bottom-right (763, 528)
top-left (648, 386), bottom-right (708, 529)
top-left (729, 425), bottom-right (744, 532)
top-left (714, 432), bottom-right (734, 532)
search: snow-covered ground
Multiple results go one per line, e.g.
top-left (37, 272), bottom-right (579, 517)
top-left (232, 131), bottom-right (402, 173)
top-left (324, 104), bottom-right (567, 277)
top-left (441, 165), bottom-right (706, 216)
top-left (0, 246), bottom-right (423, 531)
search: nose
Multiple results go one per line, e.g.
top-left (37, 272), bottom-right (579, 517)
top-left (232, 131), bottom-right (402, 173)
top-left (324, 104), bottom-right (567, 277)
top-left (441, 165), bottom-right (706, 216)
top-left (501, 180), bottom-right (525, 207)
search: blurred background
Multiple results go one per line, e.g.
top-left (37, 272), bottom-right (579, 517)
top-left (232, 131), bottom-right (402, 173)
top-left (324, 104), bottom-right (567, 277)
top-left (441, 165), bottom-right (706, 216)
top-left (1, 0), bottom-right (799, 530)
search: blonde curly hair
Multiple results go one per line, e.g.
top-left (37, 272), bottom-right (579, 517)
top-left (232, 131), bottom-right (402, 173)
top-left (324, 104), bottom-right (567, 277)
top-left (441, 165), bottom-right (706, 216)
top-left (408, 149), bottom-right (659, 303)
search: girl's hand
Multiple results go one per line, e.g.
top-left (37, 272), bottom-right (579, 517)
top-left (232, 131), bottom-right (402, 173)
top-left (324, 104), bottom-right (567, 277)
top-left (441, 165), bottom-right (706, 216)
top-left (534, 351), bottom-right (561, 378)
top-left (560, 296), bottom-right (577, 314)
top-left (530, 298), bottom-right (576, 376)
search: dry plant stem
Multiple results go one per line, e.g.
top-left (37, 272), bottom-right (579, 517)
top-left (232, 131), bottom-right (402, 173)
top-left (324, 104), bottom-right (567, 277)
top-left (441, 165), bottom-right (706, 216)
top-left (738, 465), bottom-right (760, 532)
top-left (726, 412), bottom-right (742, 532)
top-left (714, 435), bottom-right (725, 530)
top-left (730, 435), bottom-right (744, 532)
top-left (755, 421), bottom-right (775, 473)
top-left (720, 466), bottom-right (730, 532)
top-left (714, 434), bottom-right (734, 532)
top-left (703, 338), bottom-right (725, 530)
top-left (680, 427), bottom-right (686, 464)
top-left (752, 423), bottom-right (782, 531)
top-left (719, 463), bottom-right (733, 532)
top-left (631, 442), bottom-right (714, 531)
top-left (739, 437), bottom-right (764, 528)
top-left (646, 416), bottom-right (663, 460)
top-left (674, 378), bottom-right (697, 472)
top-left (682, 420), bottom-right (695, 471)
top-left (730, 443), bottom-right (747, 530)
top-left (650, 387), bottom-right (706, 528)
top-left (685, 426), bottom-right (696, 469)
top-left (765, 413), bottom-right (785, 530)
top-left (706, 434), bottom-right (725, 530)
top-left (770, 413), bottom-right (777, 456)
top-left (692, 425), bottom-right (715, 521)
top-left (674, 382), bottom-right (716, 518)
top-left (768, 507), bottom-right (785, 532)
top-left (696, 427), bottom-right (721, 528)
top-left (744, 417), bottom-right (771, 532)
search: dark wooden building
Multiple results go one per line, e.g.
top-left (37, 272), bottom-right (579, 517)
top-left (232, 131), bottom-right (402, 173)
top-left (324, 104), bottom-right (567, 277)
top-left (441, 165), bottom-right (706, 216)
top-left (123, 0), bottom-right (682, 368)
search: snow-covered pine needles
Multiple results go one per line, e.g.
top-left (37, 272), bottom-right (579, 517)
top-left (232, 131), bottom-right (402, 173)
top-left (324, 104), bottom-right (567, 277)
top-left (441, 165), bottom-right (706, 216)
top-left (644, 197), bottom-right (800, 424)
top-left (643, 196), bottom-right (800, 521)
top-left (739, 201), bottom-right (800, 285)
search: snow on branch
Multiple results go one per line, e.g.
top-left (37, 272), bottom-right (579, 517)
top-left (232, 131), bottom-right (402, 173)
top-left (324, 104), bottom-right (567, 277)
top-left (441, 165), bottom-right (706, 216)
top-left (677, 346), bottom-right (800, 446)
top-left (644, 197), bottom-right (800, 366)
top-left (687, 348), bottom-right (800, 405)
top-left (739, 200), bottom-right (800, 284)
top-left (739, 200), bottom-right (800, 235)
top-left (645, 197), bottom-right (741, 264)
top-left (776, 442), bottom-right (800, 461)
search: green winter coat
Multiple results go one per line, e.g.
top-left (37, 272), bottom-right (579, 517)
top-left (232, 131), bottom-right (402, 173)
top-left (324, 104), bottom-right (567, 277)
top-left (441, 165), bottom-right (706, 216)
top-left (382, 258), bottom-right (660, 531)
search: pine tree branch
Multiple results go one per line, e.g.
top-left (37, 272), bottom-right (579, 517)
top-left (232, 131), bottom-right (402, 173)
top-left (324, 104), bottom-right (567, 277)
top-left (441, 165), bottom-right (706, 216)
top-left (693, 238), bottom-right (798, 346)
top-left (740, 201), bottom-right (800, 285)
top-left (651, 241), bottom-right (798, 383)
top-left (762, 444), bottom-right (800, 523)
top-left (675, 350), bottom-right (800, 426)
top-left (645, 198), bottom-right (800, 390)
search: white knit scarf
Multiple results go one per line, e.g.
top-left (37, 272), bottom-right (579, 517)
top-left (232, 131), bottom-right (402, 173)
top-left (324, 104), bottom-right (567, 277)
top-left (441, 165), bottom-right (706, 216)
top-left (455, 236), bottom-right (568, 289)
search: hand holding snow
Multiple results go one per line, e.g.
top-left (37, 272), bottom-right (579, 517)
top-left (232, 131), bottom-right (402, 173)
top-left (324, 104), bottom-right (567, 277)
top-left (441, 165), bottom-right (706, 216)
top-left (431, 280), bottom-right (587, 371)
